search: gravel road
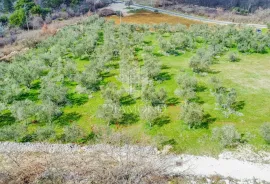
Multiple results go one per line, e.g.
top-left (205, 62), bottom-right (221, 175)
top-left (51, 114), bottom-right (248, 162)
top-left (110, 1), bottom-right (267, 28)
top-left (1, 142), bottom-right (270, 183)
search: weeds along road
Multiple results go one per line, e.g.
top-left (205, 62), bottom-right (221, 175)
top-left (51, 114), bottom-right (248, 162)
top-left (113, 1), bottom-right (267, 29)
top-left (1, 142), bottom-right (270, 183)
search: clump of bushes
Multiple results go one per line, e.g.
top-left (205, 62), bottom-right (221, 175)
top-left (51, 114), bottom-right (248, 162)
top-left (212, 125), bottom-right (241, 147)
top-left (228, 52), bottom-right (240, 62)
top-left (61, 124), bottom-right (85, 143)
top-left (0, 124), bottom-right (27, 141)
top-left (36, 125), bottom-right (56, 141)
top-left (260, 122), bottom-right (270, 144)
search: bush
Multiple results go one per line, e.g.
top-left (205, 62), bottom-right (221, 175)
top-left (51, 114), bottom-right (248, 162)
top-left (62, 124), bottom-right (84, 143)
top-left (212, 125), bottom-right (241, 147)
top-left (228, 52), bottom-right (240, 62)
top-left (36, 125), bottom-right (56, 141)
top-left (9, 8), bottom-right (26, 27)
top-left (260, 122), bottom-right (270, 144)
top-left (0, 15), bottom-right (9, 26)
top-left (180, 102), bottom-right (204, 129)
top-left (0, 124), bottom-right (27, 141)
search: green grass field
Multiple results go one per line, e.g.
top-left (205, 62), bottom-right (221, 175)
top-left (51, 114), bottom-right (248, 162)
top-left (1, 16), bottom-right (270, 155)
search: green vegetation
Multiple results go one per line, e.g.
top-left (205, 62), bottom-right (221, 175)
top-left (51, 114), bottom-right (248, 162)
top-left (0, 16), bottom-right (270, 154)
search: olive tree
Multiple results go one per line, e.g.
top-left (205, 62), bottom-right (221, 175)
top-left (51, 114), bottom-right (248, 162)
top-left (9, 100), bottom-right (37, 122)
top-left (142, 82), bottom-right (167, 106)
top-left (77, 65), bottom-right (101, 91)
top-left (118, 58), bottom-right (140, 95)
top-left (189, 49), bottom-right (213, 73)
top-left (39, 81), bottom-right (68, 105)
top-left (141, 54), bottom-right (161, 80)
top-left (101, 83), bottom-right (123, 103)
top-left (212, 125), bottom-right (241, 147)
top-left (180, 102), bottom-right (204, 129)
top-left (215, 88), bottom-right (240, 118)
top-left (175, 73), bottom-right (197, 100)
top-left (140, 105), bottom-right (162, 127)
top-left (36, 100), bottom-right (62, 123)
top-left (97, 101), bottom-right (123, 126)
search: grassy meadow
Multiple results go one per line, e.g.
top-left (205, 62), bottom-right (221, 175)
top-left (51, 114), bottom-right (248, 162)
top-left (0, 12), bottom-right (270, 155)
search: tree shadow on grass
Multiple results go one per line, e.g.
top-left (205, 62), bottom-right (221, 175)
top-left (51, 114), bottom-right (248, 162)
top-left (67, 93), bottom-right (89, 106)
top-left (233, 100), bottom-right (245, 111)
top-left (100, 72), bottom-right (116, 79)
top-left (208, 70), bottom-right (221, 74)
top-left (190, 96), bottom-right (205, 105)
top-left (55, 112), bottom-right (82, 126)
top-left (154, 72), bottom-right (172, 82)
top-left (161, 64), bottom-right (170, 70)
top-left (119, 113), bottom-right (139, 125)
top-left (120, 95), bottom-right (136, 106)
top-left (153, 116), bottom-right (171, 127)
top-left (16, 91), bottom-right (39, 102)
top-left (153, 52), bottom-right (164, 57)
top-left (0, 113), bottom-right (16, 128)
top-left (166, 97), bottom-right (180, 106)
top-left (195, 85), bottom-right (207, 92)
top-left (198, 114), bottom-right (216, 129)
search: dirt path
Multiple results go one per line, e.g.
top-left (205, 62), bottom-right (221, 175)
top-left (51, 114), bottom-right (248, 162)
top-left (111, 1), bottom-right (267, 29)
top-left (1, 142), bottom-right (270, 183)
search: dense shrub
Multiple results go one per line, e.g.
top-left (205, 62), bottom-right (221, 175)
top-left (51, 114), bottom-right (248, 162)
top-left (228, 52), bottom-right (240, 62)
top-left (0, 124), bottom-right (27, 141)
top-left (212, 125), bottom-right (241, 147)
top-left (62, 124), bottom-right (84, 142)
top-left (0, 15), bottom-right (9, 26)
top-left (36, 125), bottom-right (56, 141)
top-left (260, 122), bottom-right (270, 144)
top-left (9, 8), bottom-right (26, 27)
top-left (180, 102), bottom-right (204, 129)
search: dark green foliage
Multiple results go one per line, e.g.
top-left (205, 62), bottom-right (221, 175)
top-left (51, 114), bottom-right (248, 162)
top-left (9, 8), bottom-right (26, 27)
top-left (3, 0), bottom-right (13, 12)
top-left (0, 15), bottom-right (9, 26)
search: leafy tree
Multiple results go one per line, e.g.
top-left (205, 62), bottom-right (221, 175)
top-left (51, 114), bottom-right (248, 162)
top-left (175, 73), bottom-right (197, 100)
top-left (189, 49), bottom-right (212, 73)
top-left (215, 88), bottom-right (240, 118)
top-left (97, 101), bottom-right (123, 126)
top-left (36, 100), bottom-right (62, 123)
top-left (118, 58), bottom-right (140, 95)
top-left (36, 125), bottom-right (56, 141)
top-left (0, 124), bottom-right (27, 141)
top-left (77, 65), bottom-right (101, 91)
top-left (260, 122), bottom-right (270, 144)
top-left (141, 54), bottom-right (161, 80)
top-left (142, 82), bottom-right (167, 106)
top-left (9, 8), bottom-right (26, 27)
top-left (0, 103), bottom-right (6, 113)
top-left (9, 100), bottom-right (37, 122)
top-left (212, 125), bottom-right (241, 147)
top-left (180, 102), bottom-right (204, 129)
top-left (209, 77), bottom-right (222, 93)
top-left (39, 80), bottom-right (68, 105)
top-left (140, 105), bottom-right (162, 127)
top-left (0, 79), bottom-right (22, 104)
top-left (62, 124), bottom-right (84, 143)
top-left (101, 83), bottom-right (123, 103)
